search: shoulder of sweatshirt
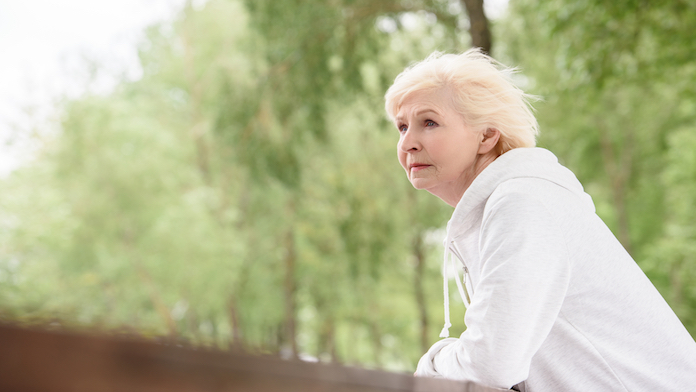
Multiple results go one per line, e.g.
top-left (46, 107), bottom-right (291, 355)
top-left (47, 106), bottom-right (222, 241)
top-left (485, 177), bottom-right (595, 218)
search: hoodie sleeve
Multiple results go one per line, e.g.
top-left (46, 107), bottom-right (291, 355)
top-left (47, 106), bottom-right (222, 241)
top-left (430, 186), bottom-right (571, 388)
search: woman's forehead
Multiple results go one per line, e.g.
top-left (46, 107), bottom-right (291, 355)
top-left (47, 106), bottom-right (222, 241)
top-left (395, 89), bottom-right (455, 120)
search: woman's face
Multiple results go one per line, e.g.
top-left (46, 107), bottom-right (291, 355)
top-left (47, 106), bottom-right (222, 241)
top-left (394, 88), bottom-right (496, 206)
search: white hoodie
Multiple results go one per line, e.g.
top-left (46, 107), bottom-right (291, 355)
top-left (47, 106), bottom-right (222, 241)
top-left (415, 148), bottom-right (696, 391)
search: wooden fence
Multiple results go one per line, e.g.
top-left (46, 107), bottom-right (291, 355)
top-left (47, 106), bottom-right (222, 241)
top-left (0, 323), bottom-right (508, 392)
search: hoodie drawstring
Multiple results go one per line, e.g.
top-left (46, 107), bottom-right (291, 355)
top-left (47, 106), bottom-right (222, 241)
top-left (439, 240), bottom-right (472, 338)
top-left (440, 246), bottom-right (452, 338)
top-left (450, 241), bottom-right (472, 306)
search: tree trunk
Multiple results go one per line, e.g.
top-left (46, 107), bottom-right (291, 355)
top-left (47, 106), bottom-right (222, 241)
top-left (413, 233), bottom-right (429, 353)
top-left (369, 321), bottom-right (383, 367)
top-left (598, 129), bottom-right (634, 254)
top-left (182, 1), bottom-right (212, 186)
top-left (318, 315), bottom-right (339, 363)
top-left (135, 262), bottom-right (177, 337)
top-left (460, 0), bottom-right (492, 55)
top-left (670, 258), bottom-right (684, 312)
top-left (123, 229), bottom-right (177, 337)
top-left (228, 295), bottom-right (243, 350)
top-left (282, 222), bottom-right (298, 359)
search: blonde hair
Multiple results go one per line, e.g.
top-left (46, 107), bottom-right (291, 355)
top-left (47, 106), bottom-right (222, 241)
top-left (384, 48), bottom-right (539, 154)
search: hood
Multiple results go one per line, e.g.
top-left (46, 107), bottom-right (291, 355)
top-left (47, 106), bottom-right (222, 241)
top-left (448, 147), bottom-right (594, 237)
top-left (437, 147), bottom-right (593, 338)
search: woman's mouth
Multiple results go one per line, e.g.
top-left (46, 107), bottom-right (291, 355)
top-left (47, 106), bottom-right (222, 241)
top-left (410, 163), bottom-right (431, 172)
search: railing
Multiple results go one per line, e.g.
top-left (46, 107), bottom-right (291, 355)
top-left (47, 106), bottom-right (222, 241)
top-left (0, 323), bottom-right (507, 392)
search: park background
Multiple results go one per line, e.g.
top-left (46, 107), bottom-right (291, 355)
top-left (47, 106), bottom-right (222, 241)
top-left (1, 0), bottom-right (695, 372)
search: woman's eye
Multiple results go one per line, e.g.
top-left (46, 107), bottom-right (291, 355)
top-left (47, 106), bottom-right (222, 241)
top-left (425, 120), bottom-right (437, 127)
top-left (398, 124), bottom-right (408, 133)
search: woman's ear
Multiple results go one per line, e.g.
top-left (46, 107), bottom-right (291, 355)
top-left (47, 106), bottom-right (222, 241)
top-left (478, 128), bottom-right (501, 155)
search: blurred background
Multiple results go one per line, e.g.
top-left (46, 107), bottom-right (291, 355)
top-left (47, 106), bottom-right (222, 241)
top-left (1, 0), bottom-right (695, 372)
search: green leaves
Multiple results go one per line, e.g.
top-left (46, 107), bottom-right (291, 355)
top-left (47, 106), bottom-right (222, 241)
top-left (5, 0), bottom-right (693, 368)
top-left (503, 0), bottom-right (696, 336)
top-left (0, 0), bottom-right (456, 368)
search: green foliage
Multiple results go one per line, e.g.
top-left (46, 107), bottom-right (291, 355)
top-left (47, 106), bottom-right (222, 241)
top-left (1, 0), bottom-right (694, 372)
top-left (502, 0), bottom-right (696, 336)
top-left (0, 0), bottom-right (455, 369)
top-left (643, 125), bottom-right (696, 332)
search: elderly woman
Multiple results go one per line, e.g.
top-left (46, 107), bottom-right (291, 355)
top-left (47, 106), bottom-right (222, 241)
top-left (384, 49), bottom-right (696, 391)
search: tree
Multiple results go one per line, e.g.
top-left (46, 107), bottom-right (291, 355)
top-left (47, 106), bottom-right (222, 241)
top-left (500, 0), bottom-right (696, 335)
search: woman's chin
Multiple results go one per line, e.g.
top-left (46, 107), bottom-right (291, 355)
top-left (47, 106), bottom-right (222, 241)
top-left (409, 178), bottom-right (431, 190)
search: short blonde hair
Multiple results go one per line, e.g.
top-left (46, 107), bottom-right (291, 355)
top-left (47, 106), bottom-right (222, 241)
top-left (384, 48), bottom-right (539, 154)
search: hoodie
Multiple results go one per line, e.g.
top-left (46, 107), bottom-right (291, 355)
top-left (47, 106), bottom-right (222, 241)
top-left (415, 148), bottom-right (696, 391)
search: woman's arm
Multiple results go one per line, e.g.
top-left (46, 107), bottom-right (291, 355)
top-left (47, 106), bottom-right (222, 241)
top-left (425, 187), bottom-right (572, 388)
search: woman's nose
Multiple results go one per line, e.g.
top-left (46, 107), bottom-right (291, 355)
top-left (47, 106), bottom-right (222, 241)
top-left (399, 131), bottom-right (421, 153)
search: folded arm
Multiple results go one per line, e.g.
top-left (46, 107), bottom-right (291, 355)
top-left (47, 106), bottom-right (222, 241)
top-left (418, 189), bottom-right (571, 388)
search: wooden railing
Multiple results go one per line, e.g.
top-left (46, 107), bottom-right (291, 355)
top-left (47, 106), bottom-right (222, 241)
top-left (0, 323), bottom-right (507, 392)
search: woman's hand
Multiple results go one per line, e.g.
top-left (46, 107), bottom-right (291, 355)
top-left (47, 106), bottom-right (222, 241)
top-left (414, 338), bottom-right (459, 377)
